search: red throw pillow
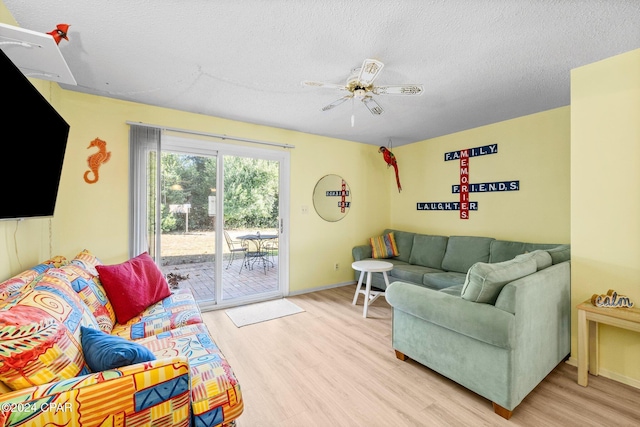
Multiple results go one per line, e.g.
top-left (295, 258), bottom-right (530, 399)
top-left (95, 252), bottom-right (171, 324)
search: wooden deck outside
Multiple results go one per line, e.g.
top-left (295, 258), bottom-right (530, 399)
top-left (161, 255), bottom-right (279, 303)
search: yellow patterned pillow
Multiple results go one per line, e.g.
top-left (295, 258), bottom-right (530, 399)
top-left (370, 232), bottom-right (399, 259)
top-left (70, 249), bottom-right (102, 276)
top-left (0, 255), bottom-right (67, 300)
top-left (51, 263), bottom-right (117, 333)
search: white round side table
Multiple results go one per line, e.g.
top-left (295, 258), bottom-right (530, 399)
top-left (351, 260), bottom-right (393, 318)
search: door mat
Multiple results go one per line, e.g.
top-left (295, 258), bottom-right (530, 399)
top-left (225, 299), bottom-right (305, 327)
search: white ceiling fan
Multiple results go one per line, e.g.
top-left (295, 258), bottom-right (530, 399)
top-left (301, 59), bottom-right (424, 121)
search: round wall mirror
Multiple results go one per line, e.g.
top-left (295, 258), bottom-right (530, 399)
top-left (313, 174), bottom-right (352, 222)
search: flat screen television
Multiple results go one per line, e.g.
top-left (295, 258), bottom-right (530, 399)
top-left (0, 47), bottom-right (69, 220)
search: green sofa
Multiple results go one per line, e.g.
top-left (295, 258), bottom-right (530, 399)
top-left (352, 230), bottom-right (571, 419)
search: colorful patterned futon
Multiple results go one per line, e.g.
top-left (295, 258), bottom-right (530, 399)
top-left (0, 251), bottom-right (243, 427)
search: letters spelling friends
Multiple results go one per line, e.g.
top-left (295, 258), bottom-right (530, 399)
top-left (418, 144), bottom-right (519, 218)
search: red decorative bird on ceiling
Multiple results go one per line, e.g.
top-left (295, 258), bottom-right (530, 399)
top-left (47, 24), bottom-right (70, 45)
top-left (379, 146), bottom-right (402, 193)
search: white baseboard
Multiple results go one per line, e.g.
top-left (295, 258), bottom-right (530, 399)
top-left (566, 356), bottom-right (640, 389)
top-left (287, 281), bottom-right (354, 296)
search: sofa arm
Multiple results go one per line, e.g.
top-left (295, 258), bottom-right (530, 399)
top-left (352, 244), bottom-right (372, 261)
top-left (0, 357), bottom-right (191, 427)
top-left (494, 261), bottom-right (570, 315)
top-left (495, 261), bottom-right (571, 356)
top-left (385, 281), bottom-right (515, 348)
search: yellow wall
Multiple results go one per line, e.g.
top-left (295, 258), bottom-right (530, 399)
top-left (0, 1), bottom-right (390, 291)
top-left (0, 84), bottom-right (391, 292)
top-left (571, 48), bottom-right (640, 386)
top-left (389, 107), bottom-right (571, 244)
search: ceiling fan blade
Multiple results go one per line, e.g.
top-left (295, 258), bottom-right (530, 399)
top-left (322, 95), bottom-right (353, 111)
top-left (362, 96), bottom-right (384, 115)
top-left (302, 80), bottom-right (348, 91)
top-left (372, 84), bottom-right (424, 96)
top-left (357, 59), bottom-right (384, 86)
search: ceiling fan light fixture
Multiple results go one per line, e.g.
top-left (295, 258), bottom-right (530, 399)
top-left (353, 87), bottom-right (367, 98)
top-left (303, 58), bottom-right (422, 118)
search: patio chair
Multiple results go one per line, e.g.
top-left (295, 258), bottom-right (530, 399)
top-left (263, 237), bottom-right (278, 267)
top-left (239, 238), bottom-right (268, 275)
top-left (224, 230), bottom-right (246, 269)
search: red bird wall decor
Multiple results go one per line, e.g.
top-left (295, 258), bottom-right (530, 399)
top-left (47, 24), bottom-right (70, 45)
top-left (379, 146), bottom-right (402, 192)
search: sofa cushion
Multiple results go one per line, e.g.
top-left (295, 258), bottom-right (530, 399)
top-left (515, 250), bottom-right (552, 271)
top-left (438, 284), bottom-right (464, 297)
top-left (489, 240), bottom-right (561, 263)
top-left (389, 264), bottom-right (443, 285)
top-left (96, 252), bottom-right (171, 324)
top-left (137, 323), bottom-right (243, 425)
top-left (81, 326), bottom-right (156, 372)
top-left (110, 288), bottom-right (203, 340)
top-left (70, 249), bottom-right (103, 276)
top-left (0, 305), bottom-right (91, 390)
top-left (441, 236), bottom-right (494, 273)
top-left (0, 272), bottom-right (99, 390)
top-left (546, 244), bottom-right (571, 264)
top-left (0, 255), bottom-right (67, 300)
top-left (8, 272), bottom-right (101, 335)
top-left (370, 232), bottom-right (399, 259)
top-left (408, 234), bottom-right (448, 269)
top-left (422, 271), bottom-right (467, 290)
top-left (384, 229), bottom-right (415, 263)
top-left (50, 263), bottom-right (117, 333)
top-left (461, 257), bottom-right (537, 304)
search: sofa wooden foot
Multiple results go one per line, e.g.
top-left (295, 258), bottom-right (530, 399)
top-left (492, 402), bottom-right (513, 420)
top-left (394, 350), bottom-right (408, 361)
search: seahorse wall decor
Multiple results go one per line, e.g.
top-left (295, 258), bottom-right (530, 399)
top-left (84, 137), bottom-right (111, 184)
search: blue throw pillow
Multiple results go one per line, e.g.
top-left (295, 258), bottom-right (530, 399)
top-left (81, 326), bottom-right (156, 372)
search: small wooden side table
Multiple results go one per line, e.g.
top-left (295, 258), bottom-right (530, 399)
top-left (577, 299), bottom-right (640, 386)
top-left (351, 260), bottom-right (393, 318)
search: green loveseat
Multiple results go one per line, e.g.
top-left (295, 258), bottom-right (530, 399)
top-left (352, 230), bottom-right (571, 419)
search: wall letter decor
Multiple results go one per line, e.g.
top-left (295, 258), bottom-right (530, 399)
top-left (84, 138), bottom-right (111, 184)
top-left (313, 174), bottom-right (351, 222)
top-left (417, 144), bottom-right (519, 219)
top-left (591, 289), bottom-right (634, 308)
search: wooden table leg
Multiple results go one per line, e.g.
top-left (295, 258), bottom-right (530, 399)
top-left (589, 318), bottom-right (599, 376)
top-left (577, 308), bottom-right (589, 386)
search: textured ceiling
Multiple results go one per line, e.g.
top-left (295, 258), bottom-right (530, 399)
top-left (4, 1), bottom-right (640, 147)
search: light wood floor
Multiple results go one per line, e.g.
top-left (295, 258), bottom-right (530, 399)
top-left (202, 285), bottom-right (640, 426)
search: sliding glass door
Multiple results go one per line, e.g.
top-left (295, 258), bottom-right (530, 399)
top-left (130, 128), bottom-right (289, 309)
top-left (220, 154), bottom-right (281, 302)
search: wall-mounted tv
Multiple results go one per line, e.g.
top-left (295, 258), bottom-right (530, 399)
top-left (0, 48), bottom-right (69, 220)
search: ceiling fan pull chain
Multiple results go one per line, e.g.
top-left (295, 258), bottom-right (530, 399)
top-left (351, 97), bottom-right (355, 127)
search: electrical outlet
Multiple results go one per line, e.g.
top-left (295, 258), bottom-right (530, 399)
top-left (301, 205), bottom-right (309, 215)
top-left (334, 262), bottom-right (339, 271)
